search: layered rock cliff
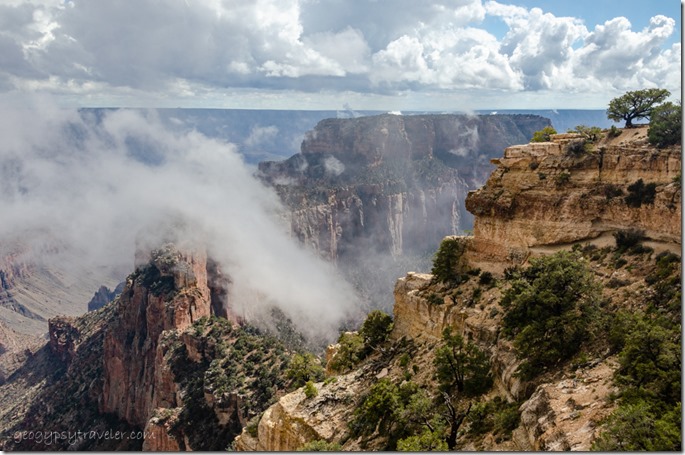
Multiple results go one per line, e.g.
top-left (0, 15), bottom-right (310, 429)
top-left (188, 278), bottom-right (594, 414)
top-left (236, 126), bottom-right (681, 451)
top-left (259, 114), bottom-right (549, 263)
top-left (465, 126), bottom-right (681, 268)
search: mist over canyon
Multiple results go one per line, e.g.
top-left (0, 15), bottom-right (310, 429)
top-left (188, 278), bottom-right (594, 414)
top-left (0, 95), bottom-right (359, 342)
top-left (0, 100), bottom-right (563, 338)
top-left (257, 113), bottom-right (550, 312)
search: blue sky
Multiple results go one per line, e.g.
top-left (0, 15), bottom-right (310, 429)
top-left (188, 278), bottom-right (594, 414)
top-left (497, 1), bottom-right (680, 33)
top-left (484, 1), bottom-right (681, 45)
top-left (0, 0), bottom-right (680, 110)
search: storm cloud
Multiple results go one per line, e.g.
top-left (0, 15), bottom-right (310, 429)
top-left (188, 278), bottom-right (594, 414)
top-left (0, 0), bottom-right (678, 109)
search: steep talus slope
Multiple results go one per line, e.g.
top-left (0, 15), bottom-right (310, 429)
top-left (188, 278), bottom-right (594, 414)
top-left (0, 245), bottom-right (119, 336)
top-left (0, 320), bottom-right (43, 384)
top-left (236, 127), bottom-right (681, 451)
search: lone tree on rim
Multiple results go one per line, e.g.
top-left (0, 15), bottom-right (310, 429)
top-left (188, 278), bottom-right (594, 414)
top-left (607, 88), bottom-right (670, 128)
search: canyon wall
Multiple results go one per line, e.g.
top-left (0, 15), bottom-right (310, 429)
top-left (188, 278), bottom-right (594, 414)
top-left (259, 114), bottom-right (550, 263)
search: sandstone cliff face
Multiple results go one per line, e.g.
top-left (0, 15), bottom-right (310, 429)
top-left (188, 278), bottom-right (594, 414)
top-left (1, 242), bottom-right (291, 451)
top-left (259, 114), bottom-right (550, 263)
top-left (102, 244), bottom-right (214, 428)
top-left (465, 127), bottom-right (681, 267)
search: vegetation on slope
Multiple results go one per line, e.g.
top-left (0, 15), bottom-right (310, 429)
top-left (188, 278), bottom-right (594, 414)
top-left (325, 227), bottom-right (680, 451)
top-left (501, 251), bottom-right (602, 380)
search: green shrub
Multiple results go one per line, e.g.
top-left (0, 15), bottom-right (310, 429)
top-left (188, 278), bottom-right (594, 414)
top-left (648, 101), bottom-right (681, 147)
top-left (625, 179), bottom-right (656, 207)
top-left (286, 353), bottom-right (324, 389)
top-left (350, 378), bottom-right (401, 436)
top-left (328, 331), bottom-right (365, 373)
top-left (554, 171), bottom-right (571, 186)
top-left (592, 400), bottom-right (681, 451)
top-left (434, 327), bottom-right (492, 396)
top-left (672, 172), bottom-right (681, 188)
top-left (493, 402), bottom-right (521, 436)
top-left (596, 312), bottom-right (681, 451)
top-left (601, 183), bottom-right (624, 200)
top-left (431, 237), bottom-right (470, 284)
top-left (531, 126), bottom-right (557, 142)
top-left (297, 440), bottom-right (342, 451)
top-left (360, 310), bottom-right (394, 347)
top-left (427, 292), bottom-right (444, 305)
top-left (304, 380), bottom-right (318, 399)
top-left (616, 316), bottom-right (680, 404)
top-left (470, 287), bottom-right (482, 305)
top-left (468, 397), bottom-right (520, 438)
top-left (607, 125), bottom-right (622, 138)
top-left (501, 251), bottom-right (601, 379)
top-left (397, 428), bottom-right (448, 452)
top-left (478, 271), bottom-right (494, 287)
top-left (572, 125), bottom-right (603, 142)
top-left (565, 139), bottom-right (589, 155)
top-left (245, 415), bottom-right (260, 437)
top-left (613, 228), bottom-right (645, 251)
top-left (613, 257), bottom-right (628, 269)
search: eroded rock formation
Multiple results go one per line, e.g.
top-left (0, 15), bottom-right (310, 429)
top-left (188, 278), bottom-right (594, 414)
top-left (236, 126), bottom-right (681, 451)
top-left (465, 127), bottom-right (681, 268)
top-left (101, 245), bottom-right (214, 427)
top-left (259, 114), bottom-right (550, 262)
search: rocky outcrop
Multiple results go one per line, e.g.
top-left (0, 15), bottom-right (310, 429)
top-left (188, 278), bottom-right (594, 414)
top-left (87, 282), bottom-right (125, 312)
top-left (465, 127), bottom-right (681, 267)
top-left (48, 316), bottom-right (80, 364)
top-left (101, 244), bottom-right (214, 428)
top-left (235, 371), bottom-right (366, 451)
top-left (0, 250), bottom-right (32, 292)
top-left (517, 359), bottom-right (619, 451)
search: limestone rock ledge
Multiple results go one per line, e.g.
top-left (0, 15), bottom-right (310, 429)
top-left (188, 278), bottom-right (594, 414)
top-left (234, 371), bottom-right (366, 451)
top-left (517, 359), bottom-right (619, 451)
top-left (465, 128), bottom-right (681, 267)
